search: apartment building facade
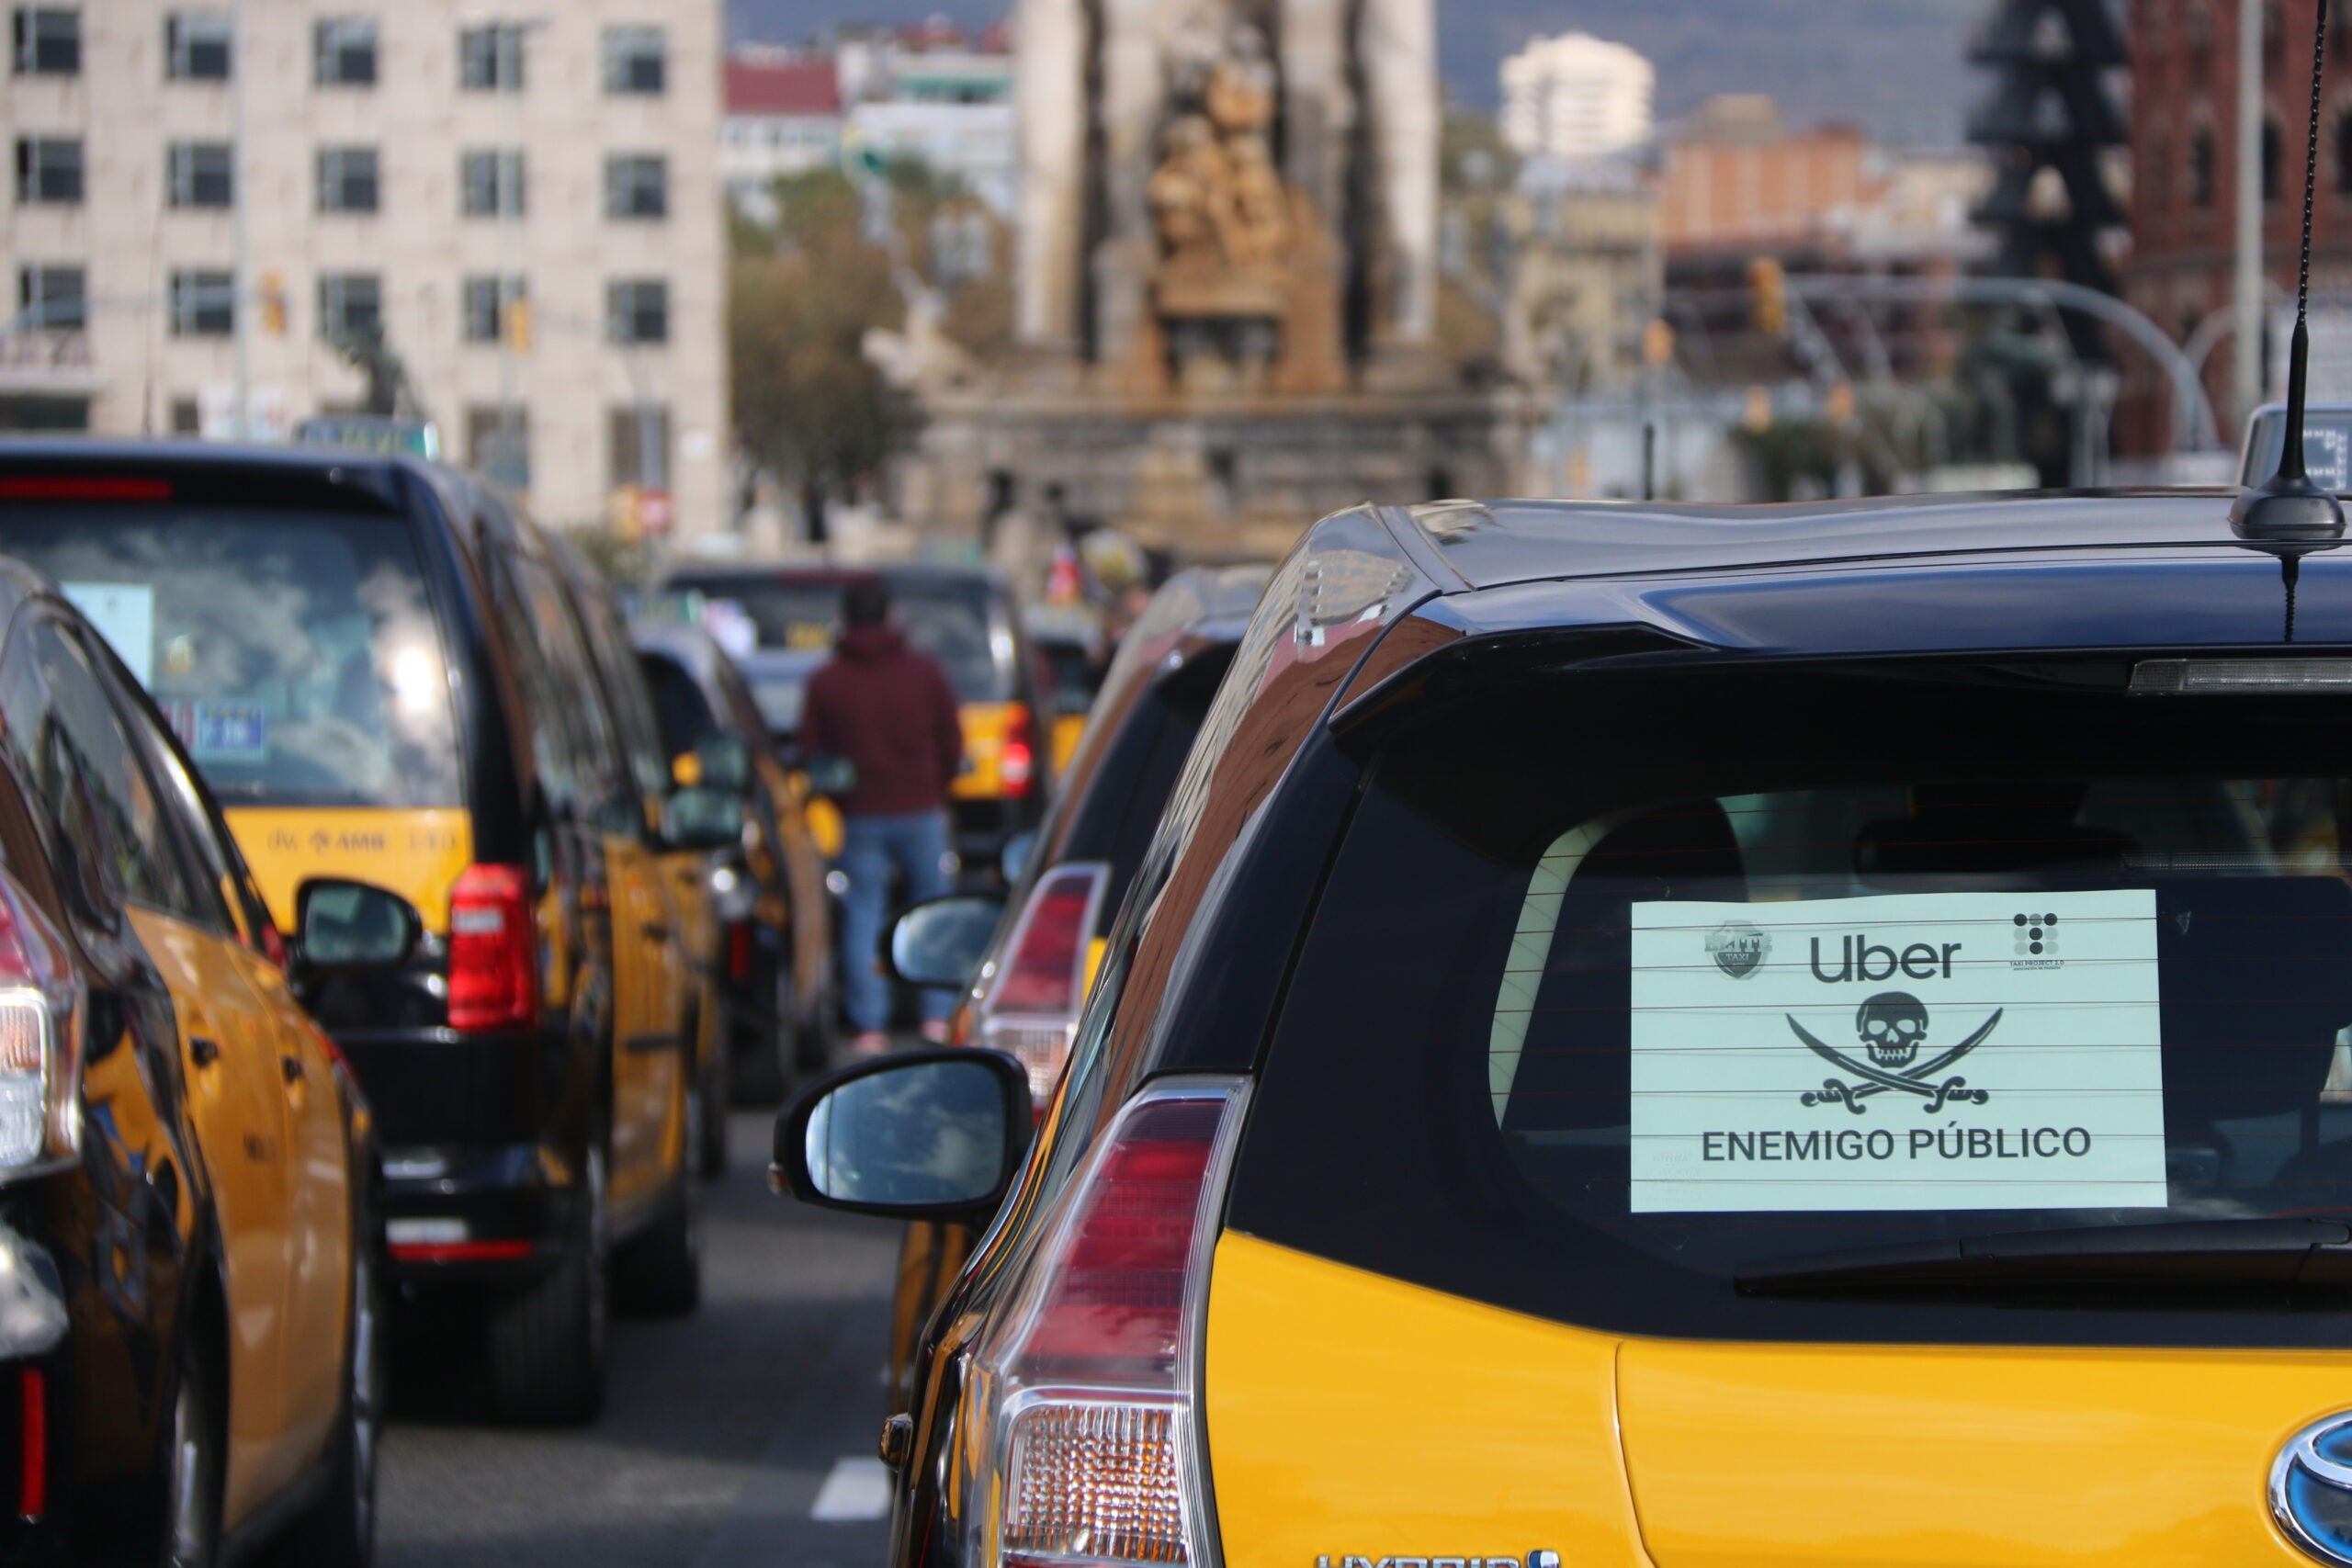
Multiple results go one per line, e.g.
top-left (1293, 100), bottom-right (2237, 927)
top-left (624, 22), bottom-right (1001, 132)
top-left (2, 0), bottom-right (727, 539)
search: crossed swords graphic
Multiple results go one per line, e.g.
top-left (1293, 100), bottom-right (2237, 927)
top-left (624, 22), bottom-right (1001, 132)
top-left (1787, 1010), bottom-right (2002, 1115)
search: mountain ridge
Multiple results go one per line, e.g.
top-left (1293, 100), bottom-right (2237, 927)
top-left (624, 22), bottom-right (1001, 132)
top-left (727, 0), bottom-right (1989, 146)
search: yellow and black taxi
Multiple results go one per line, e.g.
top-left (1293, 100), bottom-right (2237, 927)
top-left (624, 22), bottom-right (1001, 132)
top-left (664, 564), bottom-right (1052, 876)
top-left (775, 485), bottom-right (2352, 1568)
top-left (873, 565), bottom-right (1268, 1405)
top-left (0, 554), bottom-right (379, 1565)
top-left (0, 443), bottom-right (722, 1425)
top-left (634, 617), bottom-right (839, 1105)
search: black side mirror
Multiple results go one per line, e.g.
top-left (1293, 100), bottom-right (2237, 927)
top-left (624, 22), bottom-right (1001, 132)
top-left (771, 1046), bottom-right (1031, 1220)
top-left (800, 753), bottom-right (857, 799)
top-left (888, 893), bottom-right (1005, 989)
top-left (694, 729), bottom-right (755, 795)
top-left (295, 878), bottom-right (423, 968)
top-left (664, 784), bottom-right (746, 852)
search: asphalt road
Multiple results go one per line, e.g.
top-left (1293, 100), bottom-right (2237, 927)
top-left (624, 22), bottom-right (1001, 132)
top-left (378, 1109), bottom-right (901, 1568)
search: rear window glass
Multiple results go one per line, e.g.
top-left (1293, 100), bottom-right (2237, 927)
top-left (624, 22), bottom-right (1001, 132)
top-left (1231, 660), bottom-right (2352, 1348)
top-left (671, 575), bottom-right (1010, 703)
top-left (0, 507), bottom-right (462, 807)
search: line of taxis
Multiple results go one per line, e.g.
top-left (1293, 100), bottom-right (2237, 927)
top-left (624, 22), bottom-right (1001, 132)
top-left (0, 440), bottom-right (827, 1566)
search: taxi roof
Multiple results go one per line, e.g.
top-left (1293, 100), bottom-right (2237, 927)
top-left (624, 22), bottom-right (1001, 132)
top-left (1395, 489), bottom-right (2258, 592)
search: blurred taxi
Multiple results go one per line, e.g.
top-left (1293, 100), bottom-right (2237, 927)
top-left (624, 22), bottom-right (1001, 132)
top-left (664, 564), bottom-right (1052, 875)
top-left (775, 491), bottom-right (2352, 1568)
top-left (636, 618), bottom-right (840, 1104)
top-left (877, 564), bottom-right (1267, 1404)
top-left (0, 557), bottom-right (379, 1565)
top-left (1023, 602), bottom-right (1109, 778)
top-left (0, 444), bottom-right (726, 1424)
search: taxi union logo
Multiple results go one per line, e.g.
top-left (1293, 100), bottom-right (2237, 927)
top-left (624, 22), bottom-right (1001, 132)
top-left (2013, 911), bottom-right (2062, 968)
top-left (1705, 919), bottom-right (1770, 979)
top-left (1789, 991), bottom-right (2002, 1114)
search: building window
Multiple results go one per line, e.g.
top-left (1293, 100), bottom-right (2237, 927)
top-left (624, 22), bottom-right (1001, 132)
top-left (602, 25), bottom-right (664, 94)
top-left (2188, 3), bottom-right (2214, 56)
top-left (14, 136), bottom-right (82, 203)
top-left (2266, 0), bottom-right (2286, 72)
top-left (169, 397), bottom-right (200, 434)
top-left (315, 17), bottom-right (377, 85)
top-left (2147, 133), bottom-right (2171, 213)
top-left (604, 154), bottom-right (668, 220)
top-left (2190, 124), bottom-right (2216, 207)
top-left (461, 275), bottom-right (526, 343)
top-left (2336, 108), bottom-right (2352, 195)
top-left (317, 146), bottom-right (379, 212)
top-left (17, 264), bottom-right (85, 332)
top-left (459, 149), bottom-right (526, 217)
top-left (605, 279), bottom-right (669, 345)
top-left (466, 405), bottom-right (529, 488)
top-left (10, 7), bottom-right (76, 74)
top-left (458, 23), bottom-right (526, 92)
top-left (2264, 118), bottom-right (2284, 203)
top-left (609, 404), bottom-right (672, 490)
top-left (317, 273), bottom-right (381, 342)
top-left (168, 269), bottom-right (233, 336)
top-left (164, 12), bottom-right (232, 80)
top-left (167, 141), bottom-right (234, 209)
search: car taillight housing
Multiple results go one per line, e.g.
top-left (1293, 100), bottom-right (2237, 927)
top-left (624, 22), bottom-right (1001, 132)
top-left (0, 873), bottom-right (82, 1177)
top-left (963, 1078), bottom-right (1248, 1568)
top-left (447, 864), bottom-right (537, 1032)
top-left (978, 863), bottom-right (1106, 1103)
top-left (1001, 705), bottom-right (1036, 798)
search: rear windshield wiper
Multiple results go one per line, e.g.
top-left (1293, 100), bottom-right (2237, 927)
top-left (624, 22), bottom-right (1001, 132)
top-left (1736, 1217), bottom-right (2352, 1295)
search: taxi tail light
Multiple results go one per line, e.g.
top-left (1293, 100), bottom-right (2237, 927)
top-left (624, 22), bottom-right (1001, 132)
top-left (728, 919), bottom-right (754, 984)
top-left (0, 871), bottom-right (80, 1175)
top-left (979, 864), bottom-right (1106, 1103)
top-left (447, 865), bottom-right (537, 1032)
top-left (968, 1080), bottom-right (1248, 1568)
top-left (1001, 705), bottom-right (1036, 799)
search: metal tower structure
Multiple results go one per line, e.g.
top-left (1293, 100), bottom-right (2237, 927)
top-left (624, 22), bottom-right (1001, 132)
top-left (1968, 0), bottom-right (2129, 359)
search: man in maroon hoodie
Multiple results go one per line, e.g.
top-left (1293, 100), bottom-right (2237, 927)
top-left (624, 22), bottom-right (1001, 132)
top-left (798, 579), bottom-right (967, 1053)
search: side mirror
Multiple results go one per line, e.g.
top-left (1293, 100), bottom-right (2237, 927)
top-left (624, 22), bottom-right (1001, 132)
top-left (695, 729), bottom-right (755, 795)
top-left (295, 878), bottom-right (422, 968)
top-left (887, 893), bottom-right (1005, 989)
top-left (772, 1046), bottom-right (1031, 1220)
top-left (664, 785), bottom-right (746, 852)
top-left (800, 753), bottom-right (857, 799)
top-left (1001, 829), bottom-right (1038, 886)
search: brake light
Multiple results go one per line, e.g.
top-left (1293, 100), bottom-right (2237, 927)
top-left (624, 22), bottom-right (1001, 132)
top-left (980, 864), bottom-right (1105, 1103)
top-left (1001, 705), bottom-right (1035, 798)
top-left (0, 872), bottom-right (81, 1176)
top-left (965, 1080), bottom-right (1247, 1568)
top-left (728, 920), bottom-right (753, 984)
top-left (447, 865), bottom-right (537, 1032)
top-left (0, 476), bottom-right (171, 502)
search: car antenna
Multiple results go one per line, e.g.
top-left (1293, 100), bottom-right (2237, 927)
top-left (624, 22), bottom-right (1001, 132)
top-left (2233, 0), bottom-right (2346, 568)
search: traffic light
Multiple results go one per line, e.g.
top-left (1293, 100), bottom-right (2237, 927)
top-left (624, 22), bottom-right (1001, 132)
top-left (504, 295), bottom-right (533, 353)
top-left (1747, 256), bottom-right (1787, 337)
top-left (260, 271), bottom-right (288, 337)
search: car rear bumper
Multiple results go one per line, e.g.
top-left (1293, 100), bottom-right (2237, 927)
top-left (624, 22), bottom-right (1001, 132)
top-left (379, 1141), bottom-right (584, 1283)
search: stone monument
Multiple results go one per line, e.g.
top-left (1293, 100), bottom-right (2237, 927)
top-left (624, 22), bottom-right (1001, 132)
top-left (896, 0), bottom-right (1523, 560)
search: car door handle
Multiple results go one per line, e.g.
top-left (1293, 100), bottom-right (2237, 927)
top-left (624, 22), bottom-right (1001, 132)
top-left (643, 922), bottom-right (671, 941)
top-left (188, 1036), bottom-right (220, 1068)
top-left (280, 1054), bottom-right (306, 1084)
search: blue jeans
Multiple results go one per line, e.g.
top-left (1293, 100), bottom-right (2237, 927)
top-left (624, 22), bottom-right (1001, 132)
top-left (839, 809), bottom-right (956, 1033)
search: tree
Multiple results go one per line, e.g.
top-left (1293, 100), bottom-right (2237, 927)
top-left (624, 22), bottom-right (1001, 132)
top-left (729, 170), bottom-right (906, 543)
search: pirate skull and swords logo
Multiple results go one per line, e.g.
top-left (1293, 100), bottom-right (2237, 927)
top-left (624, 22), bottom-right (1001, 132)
top-left (1790, 991), bottom-right (2001, 1114)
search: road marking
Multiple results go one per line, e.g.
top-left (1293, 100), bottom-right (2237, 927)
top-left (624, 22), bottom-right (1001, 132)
top-left (810, 1457), bottom-right (890, 1522)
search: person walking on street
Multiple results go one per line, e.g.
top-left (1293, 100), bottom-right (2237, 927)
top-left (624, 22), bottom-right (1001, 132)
top-left (798, 580), bottom-right (967, 1055)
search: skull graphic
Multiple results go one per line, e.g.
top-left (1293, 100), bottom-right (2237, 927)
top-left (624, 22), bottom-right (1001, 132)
top-left (1855, 991), bottom-right (1929, 1068)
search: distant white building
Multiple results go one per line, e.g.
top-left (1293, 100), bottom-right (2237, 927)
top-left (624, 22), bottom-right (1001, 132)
top-left (721, 50), bottom-right (844, 224)
top-left (1499, 33), bottom-right (1655, 162)
top-left (841, 21), bottom-right (1015, 216)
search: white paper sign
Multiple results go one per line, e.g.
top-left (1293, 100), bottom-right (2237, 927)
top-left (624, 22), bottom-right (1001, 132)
top-left (62, 581), bottom-right (154, 687)
top-left (1628, 889), bottom-right (2166, 1213)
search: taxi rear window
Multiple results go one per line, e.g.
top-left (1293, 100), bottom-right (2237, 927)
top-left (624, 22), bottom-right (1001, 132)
top-left (1230, 658), bottom-right (2352, 1348)
top-left (0, 506), bottom-right (462, 807)
top-left (671, 575), bottom-right (1011, 704)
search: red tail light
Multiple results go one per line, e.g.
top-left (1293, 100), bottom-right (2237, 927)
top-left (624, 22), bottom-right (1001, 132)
top-left (728, 919), bottom-right (754, 984)
top-left (979, 863), bottom-right (1105, 1103)
top-left (447, 865), bottom-right (537, 1032)
top-left (18, 1366), bottom-right (43, 1522)
top-left (965, 1080), bottom-right (1247, 1568)
top-left (1001, 705), bottom-right (1035, 798)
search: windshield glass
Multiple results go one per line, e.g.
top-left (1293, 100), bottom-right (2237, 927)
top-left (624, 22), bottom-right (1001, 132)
top-left (0, 506), bottom-right (463, 807)
top-left (670, 574), bottom-right (1010, 703)
top-left (1232, 659), bottom-right (2352, 1347)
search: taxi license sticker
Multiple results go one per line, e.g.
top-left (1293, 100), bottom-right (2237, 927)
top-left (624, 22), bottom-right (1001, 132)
top-left (61, 581), bottom-right (156, 685)
top-left (1627, 888), bottom-right (2166, 1213)
top-left (164, 700), bottom-right (268, 762)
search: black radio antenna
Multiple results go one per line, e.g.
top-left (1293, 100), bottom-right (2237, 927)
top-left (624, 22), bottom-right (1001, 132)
top-left (2233, 0), bottom-right (2347, 544)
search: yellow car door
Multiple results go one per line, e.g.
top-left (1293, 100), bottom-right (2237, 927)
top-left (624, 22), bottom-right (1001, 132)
top-left (602, 830), bottom-right (687, 1207)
